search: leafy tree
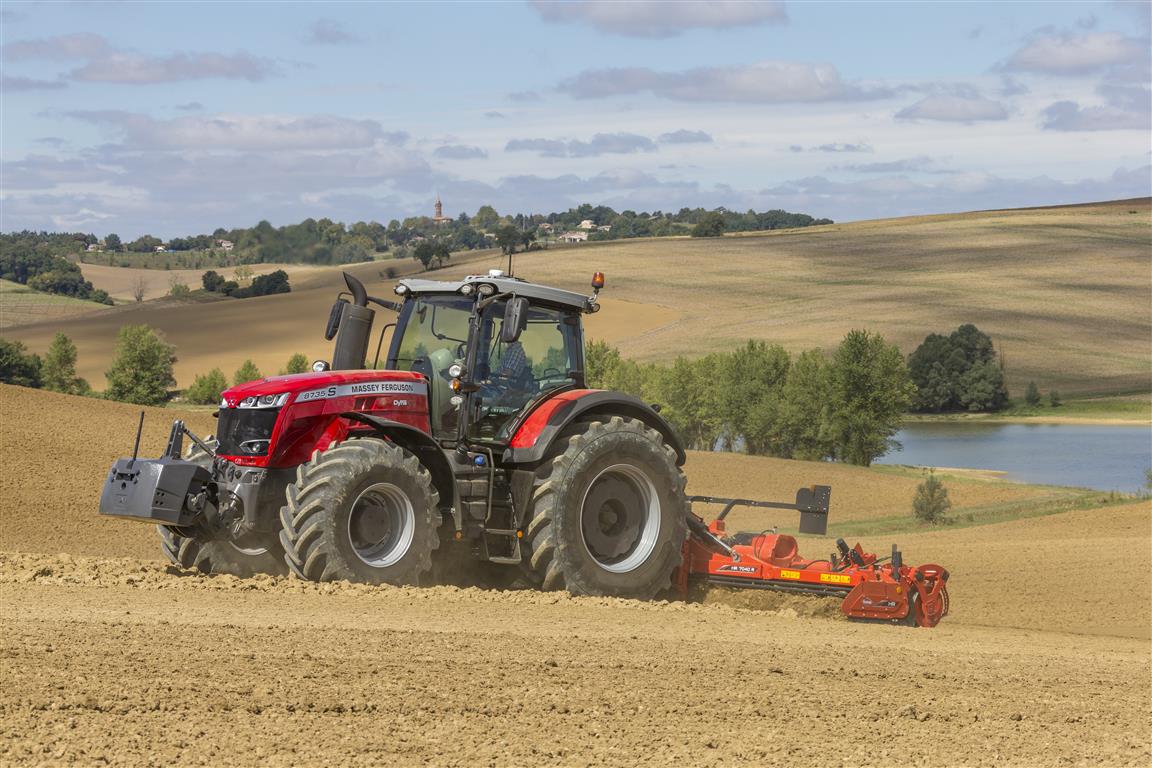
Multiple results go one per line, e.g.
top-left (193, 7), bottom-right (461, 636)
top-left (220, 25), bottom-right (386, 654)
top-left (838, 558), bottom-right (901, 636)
top-left (653, 355), bottom-right (724, 451)
top-left (127, 234), bottom-right (163, 253)
top-left (0, 338), bottom-right (42, 388)
top-left (412, 240), bottom-right (435, 271)
top-left (1024, 381), bottom-right (1042, 407)
top-left (1049, 390), bottom-right (1061, 408)
top-left (247, 269), bottom-right (290, 296)
top-left (202, 270), bottom-right (226, 292)
top-left (104, 233), bottom-right (122, 252)
top-left (720, 340), bottom-right (790, 454)
top-left (233, 359), bottom-right (262, 385)
top-left (281, 353), bottom-right (309, 375)
top-left (774, 349), bottom-right (835, 461)
top-left (827, 330), bottom-right (914, 466)
top-left (691, 212), bottom-right (725, 237)
top-left (432, 241), bottom-right (452, 269)
top-left (908, 324), bottom-right (1007, 412)
top-left (584, 339), bottom-right (621, 389)
top-left (185, 368), bottom-right (228, 405)
top-left (495, 224), bottom-right (522, 256)
top-left (958, 360), bottom-right (1007, 412)
top-left (105, 325), bottom-right (177, 405)
top-left (41, 332), bottom-right (88, 395)
top-left (912, 471), bottom-right (952, 525)
top-left (168, 276), bottom-right (190, 298)
top-left (474, 205), bottom-right (501, 231)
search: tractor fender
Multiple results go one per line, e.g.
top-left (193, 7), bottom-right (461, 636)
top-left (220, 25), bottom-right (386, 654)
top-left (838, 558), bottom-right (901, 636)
top-left (340, 412), bottom-right (459, 522)
top-left (502, 390), bottom-right (686, 466)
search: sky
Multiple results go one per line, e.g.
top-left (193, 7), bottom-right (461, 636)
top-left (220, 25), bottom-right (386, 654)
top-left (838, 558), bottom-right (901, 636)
top-left (1, 0), bottom-right (1149, 238)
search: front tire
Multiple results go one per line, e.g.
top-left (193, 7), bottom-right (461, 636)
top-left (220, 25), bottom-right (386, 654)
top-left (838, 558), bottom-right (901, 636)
top-left (157, 436), bottom-right (286, 577)
top-left (523, 417), bottom-right (687, 599)
top-left (279, 438), bottom-right (440, 584)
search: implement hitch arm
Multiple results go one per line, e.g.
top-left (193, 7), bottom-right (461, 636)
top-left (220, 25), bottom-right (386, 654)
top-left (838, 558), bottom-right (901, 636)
top-left (689, 485), bottom-right (831, 535)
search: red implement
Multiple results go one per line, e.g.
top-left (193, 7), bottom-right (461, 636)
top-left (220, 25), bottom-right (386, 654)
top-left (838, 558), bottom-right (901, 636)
top-left (679, 487), bottom-right (950, 628)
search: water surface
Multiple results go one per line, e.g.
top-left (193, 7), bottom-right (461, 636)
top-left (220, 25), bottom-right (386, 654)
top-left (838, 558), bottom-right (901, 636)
top-left (877, 422), bottom-right (1151, 493)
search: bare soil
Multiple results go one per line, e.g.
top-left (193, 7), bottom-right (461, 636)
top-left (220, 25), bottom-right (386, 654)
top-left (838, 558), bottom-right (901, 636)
top-left (1, 385), bottom-right (1150, 765)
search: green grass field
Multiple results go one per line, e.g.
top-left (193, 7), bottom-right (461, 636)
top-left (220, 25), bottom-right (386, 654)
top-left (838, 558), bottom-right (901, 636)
top-left (0, 279), bottom-right (111, 331)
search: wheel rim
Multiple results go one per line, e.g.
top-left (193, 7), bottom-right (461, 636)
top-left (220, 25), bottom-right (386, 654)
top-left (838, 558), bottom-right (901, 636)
top-left (347, 482), bottom-right (415, 568)
top-left (579, 463), bottom-right (661, 574)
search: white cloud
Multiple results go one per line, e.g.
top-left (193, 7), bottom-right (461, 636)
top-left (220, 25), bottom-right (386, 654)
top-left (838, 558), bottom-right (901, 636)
top-left (0, 75), bottom-right (67, 92)
top-left (896, 94), bottom-right (1008, 123)
top-left (434, 144), bottom-right (489, 160)
top-left (505, 132), bottom-right (657, 158)
top-left (529, 0), bottom-right (786, 38)
top-left (70, 51), bottom-right (278, 84)
top-left (1042, 85), bottom-right (1151, 131)
top-left (1, 32), bottom-right (111, 60)
top-left (2, 32), bottom-right (279, 85)
top-left (306, 18), bottom-right (362, 45)
top-left (658, 129), bottom-right (713, 144)
top-left (559, 60), bottom-right (894, 102)
top-left (836, 156), bottom-right (939, 173)
top-left (62, 111), bottom-right (398, 151)
top-left (1003, 31), bottom-right (1149, 75)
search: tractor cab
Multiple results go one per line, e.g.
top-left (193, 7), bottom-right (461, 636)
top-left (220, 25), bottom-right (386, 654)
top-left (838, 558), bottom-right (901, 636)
top-left (330, 269), bottom-right (600, 447)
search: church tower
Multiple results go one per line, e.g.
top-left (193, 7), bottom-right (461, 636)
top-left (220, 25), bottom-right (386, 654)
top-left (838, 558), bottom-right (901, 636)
top-left (433, 194), bottom-right (451, 224)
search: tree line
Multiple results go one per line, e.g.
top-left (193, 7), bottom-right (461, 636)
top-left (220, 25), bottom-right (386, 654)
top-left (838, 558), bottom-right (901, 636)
top-left (1, 322), bottom-right (1036, 467)
top-left (587, 333), bottom-right (913, 466)
top-left (2, 202), bottom-right (833, 275)
top-left (0, 245), bottom-right (113, 305)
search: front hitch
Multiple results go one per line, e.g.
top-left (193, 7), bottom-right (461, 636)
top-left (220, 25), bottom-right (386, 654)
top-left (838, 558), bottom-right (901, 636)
top-left (98, 416), bottom-right (215, 527)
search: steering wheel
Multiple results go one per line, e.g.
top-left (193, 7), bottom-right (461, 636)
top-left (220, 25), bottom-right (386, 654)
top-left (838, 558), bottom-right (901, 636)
top-left (539, 367), bottom-right (563, 380)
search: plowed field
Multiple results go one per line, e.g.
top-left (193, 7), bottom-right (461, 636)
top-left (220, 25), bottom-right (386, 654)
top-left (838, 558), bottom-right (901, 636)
top-left (1, 385), bottom-right (1149, 766)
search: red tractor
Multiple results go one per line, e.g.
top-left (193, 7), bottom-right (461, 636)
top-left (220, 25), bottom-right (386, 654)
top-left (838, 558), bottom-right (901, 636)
top-left (100, 270), bottom-right (949, 625)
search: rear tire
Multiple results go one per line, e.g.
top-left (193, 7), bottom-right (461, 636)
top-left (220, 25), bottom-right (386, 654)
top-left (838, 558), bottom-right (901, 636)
top-left (279, 438), bottom-right (440, 584)
top-left (523, 417), bottom-right (687, 599)
top-left (157, 436), bottom-right (287, 577)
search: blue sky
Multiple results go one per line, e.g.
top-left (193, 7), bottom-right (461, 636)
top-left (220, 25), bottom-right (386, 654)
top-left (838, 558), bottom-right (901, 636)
top-left (1, 1), bottom-right (1149, 238)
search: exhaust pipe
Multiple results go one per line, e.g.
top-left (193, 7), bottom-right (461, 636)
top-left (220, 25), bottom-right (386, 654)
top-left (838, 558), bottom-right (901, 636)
top-left (331, 272), bottom-right (375, 370)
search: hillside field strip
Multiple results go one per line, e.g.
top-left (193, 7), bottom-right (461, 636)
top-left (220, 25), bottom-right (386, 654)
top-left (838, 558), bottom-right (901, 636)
top-left (5, 199), bottom-right (1149, 396)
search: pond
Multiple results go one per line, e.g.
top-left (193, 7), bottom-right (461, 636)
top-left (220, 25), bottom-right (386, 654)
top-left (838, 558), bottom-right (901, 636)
top-left (876, 422), bottom-right (1152, 493)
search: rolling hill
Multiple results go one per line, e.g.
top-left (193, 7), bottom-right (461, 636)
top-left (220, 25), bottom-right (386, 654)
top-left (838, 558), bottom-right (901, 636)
top-left (3, 198), bottom-right (1149, 395)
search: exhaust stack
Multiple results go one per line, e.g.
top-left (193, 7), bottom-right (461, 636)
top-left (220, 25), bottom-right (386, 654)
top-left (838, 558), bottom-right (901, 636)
top-left (331, 272), bottom-right (375, 370)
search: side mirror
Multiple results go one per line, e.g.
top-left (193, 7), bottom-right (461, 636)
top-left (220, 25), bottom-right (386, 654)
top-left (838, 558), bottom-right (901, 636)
top-left (324, 299), bottom-right (347, 341)
top-left (501, 297), bottom-right (529, 344)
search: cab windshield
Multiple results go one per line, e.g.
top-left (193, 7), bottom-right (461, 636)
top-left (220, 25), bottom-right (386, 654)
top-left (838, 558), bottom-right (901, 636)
top-left (391, 295), bottom-right (473, 436)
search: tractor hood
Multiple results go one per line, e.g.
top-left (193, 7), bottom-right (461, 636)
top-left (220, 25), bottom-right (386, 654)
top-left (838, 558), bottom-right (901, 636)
top-left (221, 369), bottom-right (427, 408)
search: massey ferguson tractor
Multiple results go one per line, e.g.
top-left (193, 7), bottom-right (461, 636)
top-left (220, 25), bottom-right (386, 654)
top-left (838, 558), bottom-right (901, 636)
top-left (100, 269), bottom-right (949, 627)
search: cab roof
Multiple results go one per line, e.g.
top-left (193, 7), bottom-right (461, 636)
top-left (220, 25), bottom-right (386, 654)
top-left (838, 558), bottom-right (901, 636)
top-left (397, 271), bottom-right (595, 313)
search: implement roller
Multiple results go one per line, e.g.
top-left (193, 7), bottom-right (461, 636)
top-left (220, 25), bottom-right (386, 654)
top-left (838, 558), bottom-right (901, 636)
top-left (677, 486), bottom-right (951, 628)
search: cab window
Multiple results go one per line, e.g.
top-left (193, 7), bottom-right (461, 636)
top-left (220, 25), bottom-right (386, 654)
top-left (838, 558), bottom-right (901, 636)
top-left (470, 302), bottom-right (580, 441)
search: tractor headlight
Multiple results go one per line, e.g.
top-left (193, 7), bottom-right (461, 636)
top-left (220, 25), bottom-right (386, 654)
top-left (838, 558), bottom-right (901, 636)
top-left (459, 284), bottom-right (475, 296)
top-left (312, 360), bottom-right (330, 372)
top-left (394, 284), bottom-right (409, 296)
top-left (477, 283), bottom-right (495, 297)
top-left (239, 393), bottom-right (289, 408)
top-left (448, 363), bottom-right (464, 378)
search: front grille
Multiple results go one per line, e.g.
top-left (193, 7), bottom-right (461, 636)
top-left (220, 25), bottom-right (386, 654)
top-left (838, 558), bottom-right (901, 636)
top-left (216, 408), bottom-right (279, 456)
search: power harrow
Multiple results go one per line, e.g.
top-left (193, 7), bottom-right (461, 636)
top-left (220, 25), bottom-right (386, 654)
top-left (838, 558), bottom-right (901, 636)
top-left (678, 487), bottom-right (951, 627)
